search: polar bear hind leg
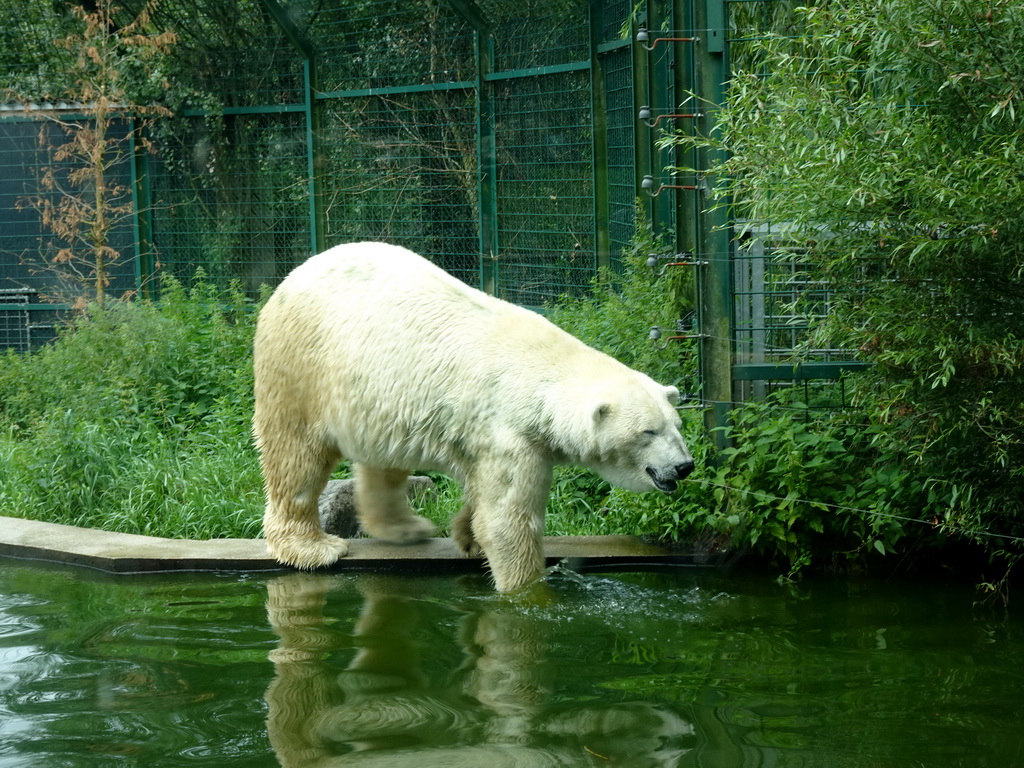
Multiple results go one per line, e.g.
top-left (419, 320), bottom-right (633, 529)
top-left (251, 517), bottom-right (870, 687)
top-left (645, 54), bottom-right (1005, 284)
top-left (354, 464), bottom-right (436, 544)
top-left (261, 436), bottom-right (350, 570)
top-left (451, 502), bottom-right (479, 555)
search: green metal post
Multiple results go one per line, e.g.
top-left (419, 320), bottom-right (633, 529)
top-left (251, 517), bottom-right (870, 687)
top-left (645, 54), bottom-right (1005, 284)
top-left (303, 58), bottom-right (326, 256)
top-left (128, 118), bottom-right (154, 297)
top-left (695, 0), bottom-right (732, 447)
top-left (672, 0), bottom-right (698, 265)
top-left (648, 0), bottom-right (674, 234)
top-left (633, 5), bottom-right (652, 224)
top-left (477, 34), bottom-right (499, 294)
top-left (448, 0), bottom-right (498, 293)
top-left (589, 0), bottom-right (611, 272)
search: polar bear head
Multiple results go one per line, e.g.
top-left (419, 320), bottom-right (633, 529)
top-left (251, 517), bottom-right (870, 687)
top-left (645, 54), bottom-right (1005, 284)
top-left (579, 379), bottom-right (695, 494)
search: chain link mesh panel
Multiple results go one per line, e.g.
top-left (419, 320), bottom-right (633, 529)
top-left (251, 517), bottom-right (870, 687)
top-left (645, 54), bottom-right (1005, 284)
top-left (493, 71), bottom-right (595, 305)
top-left (485, 3), bottom-right (595, 304)
top-left (133, 0), bottom-right (307, 108)
top-left (320, 93), bottom-right (480, 285)
top-left (312, 0), bottom-right (478, 94)
top-left (486, 0), bottom-right (589, 71)
top-left (603, 43), bottom-right (637, 270)
top-left (149, 112), bottom-right (311, 293)
top-left (734, 229), bottom-right (842, 366)
top-left (0, 120), bottom-right (50, 298)
top-left (0, 117), bottom-right (137, 299)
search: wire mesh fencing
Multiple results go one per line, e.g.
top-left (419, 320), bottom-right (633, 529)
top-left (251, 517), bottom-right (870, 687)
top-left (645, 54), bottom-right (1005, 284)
top-left (0, 0), bottom-right (656, 340)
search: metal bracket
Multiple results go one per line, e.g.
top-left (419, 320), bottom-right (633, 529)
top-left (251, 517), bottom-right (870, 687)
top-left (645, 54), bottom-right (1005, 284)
top-left (641, 175), bottom-right (705, 196)
top-left (638, 106), bottom-right (701, 128)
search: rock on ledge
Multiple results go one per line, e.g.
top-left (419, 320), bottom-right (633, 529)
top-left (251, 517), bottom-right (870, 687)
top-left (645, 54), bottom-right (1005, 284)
top-left (318, 476), bottom-right (437, 538)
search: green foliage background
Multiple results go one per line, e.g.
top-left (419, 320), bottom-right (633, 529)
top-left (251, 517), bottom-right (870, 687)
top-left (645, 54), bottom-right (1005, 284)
top-left (664, 0), bottom-right (1024, 583)
top-left (2, 0), bottom-right (1022, 591)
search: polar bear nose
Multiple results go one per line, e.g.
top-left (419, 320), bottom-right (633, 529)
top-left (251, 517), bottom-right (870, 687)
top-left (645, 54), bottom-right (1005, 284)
top-left (675, 460), bottom-right (695, 479)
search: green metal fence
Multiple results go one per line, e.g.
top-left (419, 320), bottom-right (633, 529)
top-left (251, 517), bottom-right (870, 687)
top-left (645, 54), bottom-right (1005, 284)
top-left (0, 0), bottom-right (865, 430)
top-left (0, 0), bottom-right (665, 313)
top-left (0, 113), bottom-right (138, 345)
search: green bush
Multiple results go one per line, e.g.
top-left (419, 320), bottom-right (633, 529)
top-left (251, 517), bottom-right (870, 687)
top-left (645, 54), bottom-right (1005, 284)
top-left (702, 392), bottom-right (915, 577)
top-left (656, 0), bottom-right (1024, 585)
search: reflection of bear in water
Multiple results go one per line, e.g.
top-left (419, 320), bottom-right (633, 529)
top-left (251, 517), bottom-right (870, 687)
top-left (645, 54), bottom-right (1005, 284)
top-left (265, 574), bottom-right (694, 767)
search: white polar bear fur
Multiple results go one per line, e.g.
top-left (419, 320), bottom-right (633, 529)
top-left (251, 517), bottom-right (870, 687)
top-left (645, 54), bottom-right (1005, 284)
top-left (253, 242), bottom-right (694, 592)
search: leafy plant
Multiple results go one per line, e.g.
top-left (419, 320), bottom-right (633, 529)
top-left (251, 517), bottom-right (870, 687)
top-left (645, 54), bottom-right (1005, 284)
top-left (700, 393), bottom-right (902, 576)
top-left (548, 209), bottom-right (697, 387)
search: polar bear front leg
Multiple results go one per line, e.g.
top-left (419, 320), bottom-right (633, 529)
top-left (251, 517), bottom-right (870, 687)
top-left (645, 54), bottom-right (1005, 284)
top-left (469, 458), bottom-right (552, 593)
top-left (354, 464), bottom-right (436, 544)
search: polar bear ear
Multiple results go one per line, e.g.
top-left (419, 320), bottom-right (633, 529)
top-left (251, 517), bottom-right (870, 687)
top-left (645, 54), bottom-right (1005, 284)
top-left (592, 402), bottom-right (612, 423)
top-left (664, 386), bottom-right (680, 405)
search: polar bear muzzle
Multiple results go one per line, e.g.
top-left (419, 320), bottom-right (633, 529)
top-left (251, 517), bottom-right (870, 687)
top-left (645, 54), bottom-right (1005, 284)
top-left (646, 460), bottom-right (695, 493)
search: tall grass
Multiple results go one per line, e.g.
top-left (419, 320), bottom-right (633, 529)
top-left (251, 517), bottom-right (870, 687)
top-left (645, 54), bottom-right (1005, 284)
top-left (0, 274), bottom-right (265, 539)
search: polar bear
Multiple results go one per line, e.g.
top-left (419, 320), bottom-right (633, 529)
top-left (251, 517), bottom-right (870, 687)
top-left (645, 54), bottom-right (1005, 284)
top-left (252, 242), bottom-right (694, 592)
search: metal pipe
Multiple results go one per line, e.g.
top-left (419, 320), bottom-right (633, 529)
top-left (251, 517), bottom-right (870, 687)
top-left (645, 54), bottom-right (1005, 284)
top-left (635, 27), bottom-right (699, 50)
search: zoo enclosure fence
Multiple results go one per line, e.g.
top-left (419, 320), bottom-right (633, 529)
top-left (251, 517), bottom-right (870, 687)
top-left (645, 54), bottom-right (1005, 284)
top-left (0, 0), bottom-right (862, 426)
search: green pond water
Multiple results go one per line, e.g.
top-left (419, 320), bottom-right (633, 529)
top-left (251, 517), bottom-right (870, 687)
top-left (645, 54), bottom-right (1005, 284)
top-left (0, 560), bottom-right (1021, 767)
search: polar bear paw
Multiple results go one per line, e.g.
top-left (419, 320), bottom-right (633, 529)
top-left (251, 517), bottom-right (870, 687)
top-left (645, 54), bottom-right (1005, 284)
top-left (362, 514), bottom-right (436, 545)
top-left (268, 531), bottom-right (350, 570)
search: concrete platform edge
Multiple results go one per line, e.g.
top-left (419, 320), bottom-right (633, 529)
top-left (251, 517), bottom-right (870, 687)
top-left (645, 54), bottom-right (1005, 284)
top-left (0, 515), bottom-right (713, 576)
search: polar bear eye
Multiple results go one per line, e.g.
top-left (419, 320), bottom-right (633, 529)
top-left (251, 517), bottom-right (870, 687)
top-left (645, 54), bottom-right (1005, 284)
top-left (642, 429), bottom-right (659, 438)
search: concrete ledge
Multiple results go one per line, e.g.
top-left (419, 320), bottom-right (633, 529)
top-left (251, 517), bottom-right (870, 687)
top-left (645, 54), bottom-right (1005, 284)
top-left (0, 516), bottom-right (279, 573)
top-left (0, 515), bottom-right (713, 575)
